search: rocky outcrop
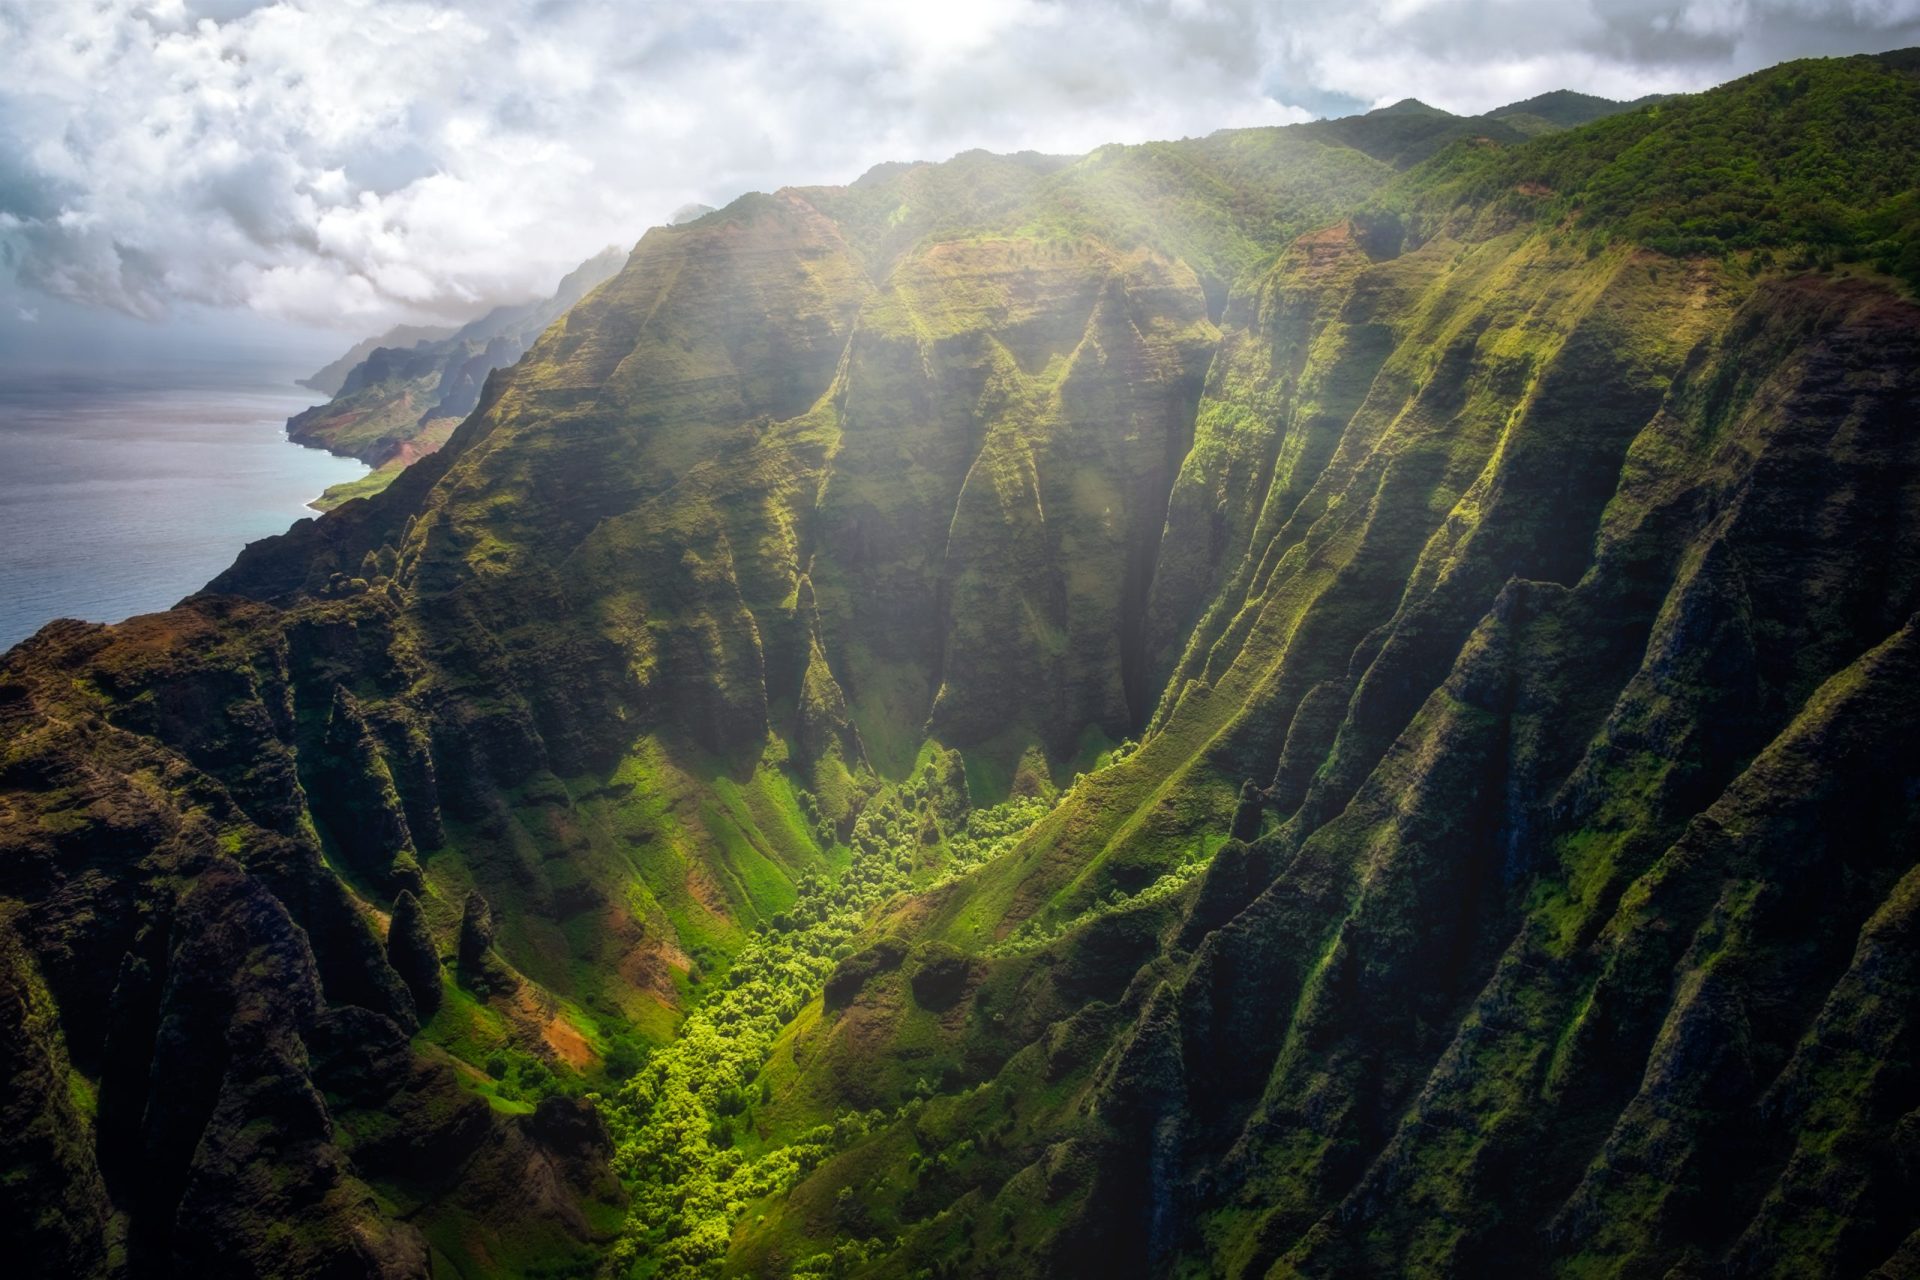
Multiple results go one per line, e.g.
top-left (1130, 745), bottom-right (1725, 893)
top-left (384, 890), bottom-right (441, 1019)
top-left (456, 889), bottom-right (515, 995)
top-left (824, 937), bottom-right (909, 1010)
top-left (906, 940), bottom-right (976, 1011)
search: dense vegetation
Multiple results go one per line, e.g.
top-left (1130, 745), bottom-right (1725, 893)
top-left (2, 49), bottom-right (1918, 1280)
top-left (1378, 51), bottom-right (1920, 283)
top-left (602, 783), bottom-right (1049, 1276)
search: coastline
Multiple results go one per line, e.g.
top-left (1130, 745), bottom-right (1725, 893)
top-left (288, 424), bottom-right (383, 512)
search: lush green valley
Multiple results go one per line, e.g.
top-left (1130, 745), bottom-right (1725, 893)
top-left (3, 50), bottom-right (1919, 1280)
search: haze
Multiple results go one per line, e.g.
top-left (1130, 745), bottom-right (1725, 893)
top-left (4, 0), bottom-right (1919, 352)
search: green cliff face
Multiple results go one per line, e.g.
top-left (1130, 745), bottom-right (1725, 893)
top-left (3, 52), bottom-right (1919, 1280)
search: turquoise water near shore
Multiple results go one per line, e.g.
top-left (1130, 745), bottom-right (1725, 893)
top-left (0, 368), bottom-right (366, 651)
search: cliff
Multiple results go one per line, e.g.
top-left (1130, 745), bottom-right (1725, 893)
top-left (2, 50), bottom-right (1917, 1280)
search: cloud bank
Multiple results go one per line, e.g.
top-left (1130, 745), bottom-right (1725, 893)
top-left (1, 0), bottom-right (1916, 328)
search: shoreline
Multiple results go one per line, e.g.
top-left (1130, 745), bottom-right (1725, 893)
top-left (282, 421), bottom-right (374, 513)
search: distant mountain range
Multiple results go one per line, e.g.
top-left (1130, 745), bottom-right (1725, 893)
top-left (288, 247), bottom-right (626, 508)
top-left (296, 323), bottom-right (459, 398)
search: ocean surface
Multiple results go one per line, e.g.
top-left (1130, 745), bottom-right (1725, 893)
top-left (0, 368), bottom-right (366, 651)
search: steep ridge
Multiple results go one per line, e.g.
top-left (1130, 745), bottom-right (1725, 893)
top-left (1, 50), bottom-right (1917, 1280)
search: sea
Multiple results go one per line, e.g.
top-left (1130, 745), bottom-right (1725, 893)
top-left (0, 366), bottom-right (367, 651)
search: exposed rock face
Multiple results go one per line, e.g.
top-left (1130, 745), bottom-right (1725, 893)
top-left (313, 685), bottom-right (420, 892)
top-left (2, 49), bottom-right (1918, 1280)
top-left (384, 890), bottom-right (440, 1019)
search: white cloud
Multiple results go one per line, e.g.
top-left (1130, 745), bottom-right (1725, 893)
top-left (0, 0), bottom-right (1914, 329)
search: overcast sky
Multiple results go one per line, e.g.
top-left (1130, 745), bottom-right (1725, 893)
top-left (3, 0), bottom-right (1918, 347)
